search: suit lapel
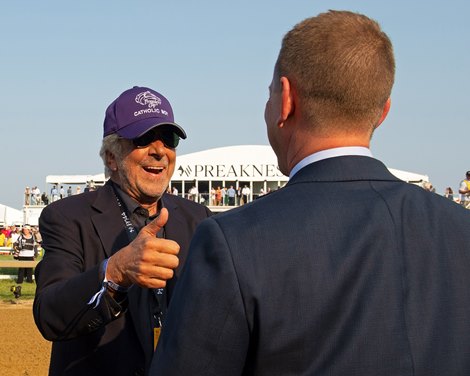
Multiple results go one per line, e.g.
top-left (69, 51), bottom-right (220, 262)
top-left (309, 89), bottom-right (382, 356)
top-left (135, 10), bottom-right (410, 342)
top-left (90, 182), bottom-right (129, 258)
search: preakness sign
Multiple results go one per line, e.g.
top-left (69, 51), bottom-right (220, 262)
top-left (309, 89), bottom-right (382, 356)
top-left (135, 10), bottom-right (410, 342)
top-left (173, 145), bottom-right (286, 181)
top-left (175, 162), bottom-right (284, 180)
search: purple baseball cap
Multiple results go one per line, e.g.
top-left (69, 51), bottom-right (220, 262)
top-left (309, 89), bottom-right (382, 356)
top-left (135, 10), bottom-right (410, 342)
top-left (103, 86), bottom-right (187, 140)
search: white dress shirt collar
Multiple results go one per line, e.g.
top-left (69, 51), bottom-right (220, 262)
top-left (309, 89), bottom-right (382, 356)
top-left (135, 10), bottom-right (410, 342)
top-left (289, 146), bottom-right (373, 179)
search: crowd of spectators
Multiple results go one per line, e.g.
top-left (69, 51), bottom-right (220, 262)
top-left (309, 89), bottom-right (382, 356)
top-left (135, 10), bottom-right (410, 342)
top-left (21, 173), bottom-right (470, 210)
top-left (0, 224), bottom-right (22, 248)
top-left (22, 182), bottom-right (95, 206)
top-left (179, 185), bottom-right (263, 206)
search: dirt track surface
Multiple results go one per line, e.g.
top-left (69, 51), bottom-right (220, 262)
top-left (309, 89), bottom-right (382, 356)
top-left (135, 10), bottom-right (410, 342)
top-left (0, 301), bottom-right (51, 376)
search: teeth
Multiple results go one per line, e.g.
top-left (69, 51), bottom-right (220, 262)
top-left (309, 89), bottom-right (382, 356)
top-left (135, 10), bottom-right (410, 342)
top-left (146, 166), bottom-right (164, 171)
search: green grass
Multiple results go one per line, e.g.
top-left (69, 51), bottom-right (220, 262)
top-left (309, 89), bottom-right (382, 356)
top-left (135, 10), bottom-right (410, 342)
top-left (0, 253), bottom-right (42, 303)
top-left (0, 278), bottom-right (36, 302)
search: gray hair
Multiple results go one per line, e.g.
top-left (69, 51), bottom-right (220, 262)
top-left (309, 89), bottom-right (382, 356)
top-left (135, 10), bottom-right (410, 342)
top-left (99, 134), bottom-right (127, 178)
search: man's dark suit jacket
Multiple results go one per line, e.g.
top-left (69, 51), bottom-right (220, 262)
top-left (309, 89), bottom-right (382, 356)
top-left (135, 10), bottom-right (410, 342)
top-left (33, 181), bottom-right (211, 376)
top-left (151, 156), bottom-right (470, 376)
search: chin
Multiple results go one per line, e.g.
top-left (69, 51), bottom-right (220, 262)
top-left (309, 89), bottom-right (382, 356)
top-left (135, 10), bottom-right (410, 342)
top-left (150, 188), bottom-right (166, 199)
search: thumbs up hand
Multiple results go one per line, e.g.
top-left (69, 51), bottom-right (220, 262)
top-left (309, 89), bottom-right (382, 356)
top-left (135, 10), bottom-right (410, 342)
top-left (106, 208), bottom-right (180, 289)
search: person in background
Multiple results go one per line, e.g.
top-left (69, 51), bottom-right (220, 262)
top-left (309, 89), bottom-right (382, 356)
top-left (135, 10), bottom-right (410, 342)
top-left (84, 180), bottom-right (97, 192)
top-left (150, 11), bottom-right (470, 376)
top-left (7, 226), bottom-right (21, 248)
top-left (188, 185), bottom-right (198, 202)
top-left (33, 186), bottom-right (41, 205)
top-left (14, 225), bottom-right (36, 284)
top-left (0, 225), bottom-right (6, 247)
top-left (33, 86), bottom-right (211, 376)
top-left (458, 170), bottom-right (470, 208)
top-left (30, 186), bottom-right (38, 205)
top-left (40, 192), bottom-right (49, 205)
top-left (210, 187), bottom-right (216, 205)
top-left (2, 225), bottom-right (11, 239)
top-left (24, 186), bottom-right (31, 205)
top-left (226, 186), bottom-right (236, 206)
top-left (32, 226), bottom-right (43, 257)
top-left (241, 184), bottom-right (250, 204)
top-left (215, 186), bottom-right (222, 206)
top-left (444, 186), bottom-right (454, 200)
top-left (221, 187), bottom-right (226, 206)
top-left (50, 185), bottom-right (59, 202)
top-left (423, 181), bottom-right (435, 192)
top-left (67, 186), bottom-right (73, 197)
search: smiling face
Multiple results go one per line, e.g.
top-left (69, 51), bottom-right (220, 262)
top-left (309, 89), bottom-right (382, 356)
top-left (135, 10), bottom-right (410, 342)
top-left (107, 137), bottom-right (176, 207)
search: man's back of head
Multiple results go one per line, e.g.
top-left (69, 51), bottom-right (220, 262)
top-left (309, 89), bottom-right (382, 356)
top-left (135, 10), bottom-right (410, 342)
top-left (276, 10), bottom-right (395, 134)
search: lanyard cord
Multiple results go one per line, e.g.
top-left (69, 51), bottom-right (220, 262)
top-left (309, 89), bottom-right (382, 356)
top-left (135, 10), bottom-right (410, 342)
top-left (112, 188), bottom-right (138, 241)
top-left (111, 185), bottom-right (167, 328)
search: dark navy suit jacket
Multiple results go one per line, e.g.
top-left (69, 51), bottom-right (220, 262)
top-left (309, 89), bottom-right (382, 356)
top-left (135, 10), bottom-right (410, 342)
top-left (33, 181), bottom-right (211, 376)
top-left (151, 156), bottom-right (470, 376)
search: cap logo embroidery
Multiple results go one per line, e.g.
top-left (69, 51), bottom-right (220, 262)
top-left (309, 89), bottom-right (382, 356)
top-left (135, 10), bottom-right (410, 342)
top-left (134, 91), bottom-right (168, 117)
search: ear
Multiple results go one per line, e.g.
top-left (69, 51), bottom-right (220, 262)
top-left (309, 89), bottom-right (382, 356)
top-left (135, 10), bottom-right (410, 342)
top-left (376, 97), bottom-right (391, 127)
top-left (278, 76), bottom-right (295, 127)
top-left (106, 150), bottom-right (118, 172)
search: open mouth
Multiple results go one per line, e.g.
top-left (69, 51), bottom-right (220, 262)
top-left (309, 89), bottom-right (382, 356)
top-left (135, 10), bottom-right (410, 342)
top-left (143, 166), bottom-right (165, 175)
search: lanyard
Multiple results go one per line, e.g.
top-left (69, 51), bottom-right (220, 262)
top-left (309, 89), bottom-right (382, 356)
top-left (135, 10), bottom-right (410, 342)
top-left (113, 189), bottom-right (138, 241)
top-left (112, 186), bottom-right (167, 332)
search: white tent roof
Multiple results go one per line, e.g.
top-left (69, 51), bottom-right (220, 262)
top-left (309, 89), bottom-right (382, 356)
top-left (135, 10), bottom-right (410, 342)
top-left (388, 168), bottom-right (429, 184)
top-left (176, 145), bottom-right (278, 165)
top-left (46, 173), bottom-right (106, 185)
top-left (0, 204), bottom-right (23, 226)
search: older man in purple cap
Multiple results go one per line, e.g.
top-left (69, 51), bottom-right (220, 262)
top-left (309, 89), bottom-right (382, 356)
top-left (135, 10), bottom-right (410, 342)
top-left (33, 86), bottom-right (212, 376)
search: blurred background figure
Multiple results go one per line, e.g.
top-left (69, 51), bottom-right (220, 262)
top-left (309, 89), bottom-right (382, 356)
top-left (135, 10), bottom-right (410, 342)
top-left (13, 225), bottom-right (37, 284)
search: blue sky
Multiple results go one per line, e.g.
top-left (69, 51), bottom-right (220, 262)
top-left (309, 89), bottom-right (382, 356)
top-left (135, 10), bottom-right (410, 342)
top-left (1, 0), bottom-right (469, 209)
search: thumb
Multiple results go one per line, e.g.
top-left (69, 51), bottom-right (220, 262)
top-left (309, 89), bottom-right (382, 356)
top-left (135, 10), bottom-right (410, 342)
top-left (142, 207), bottom-right (169, 236)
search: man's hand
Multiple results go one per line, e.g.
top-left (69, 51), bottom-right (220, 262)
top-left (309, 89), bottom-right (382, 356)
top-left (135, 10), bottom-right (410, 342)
top-left (106, 208), bottom-right (180, 289)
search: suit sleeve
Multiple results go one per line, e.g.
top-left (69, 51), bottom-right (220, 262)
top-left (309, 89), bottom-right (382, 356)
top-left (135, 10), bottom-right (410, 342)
top-left (151, 217), bottom-right (249, 376)
top-left (33, 205), bottom-right (124, 341)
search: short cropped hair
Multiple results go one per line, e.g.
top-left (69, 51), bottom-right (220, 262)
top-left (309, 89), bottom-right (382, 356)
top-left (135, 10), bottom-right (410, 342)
top-left (275, 10), bottom-right (395, 133)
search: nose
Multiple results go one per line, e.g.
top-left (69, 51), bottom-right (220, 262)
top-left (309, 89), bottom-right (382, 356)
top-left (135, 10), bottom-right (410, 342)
top-left (147, 139), bottom-right (167, 157)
